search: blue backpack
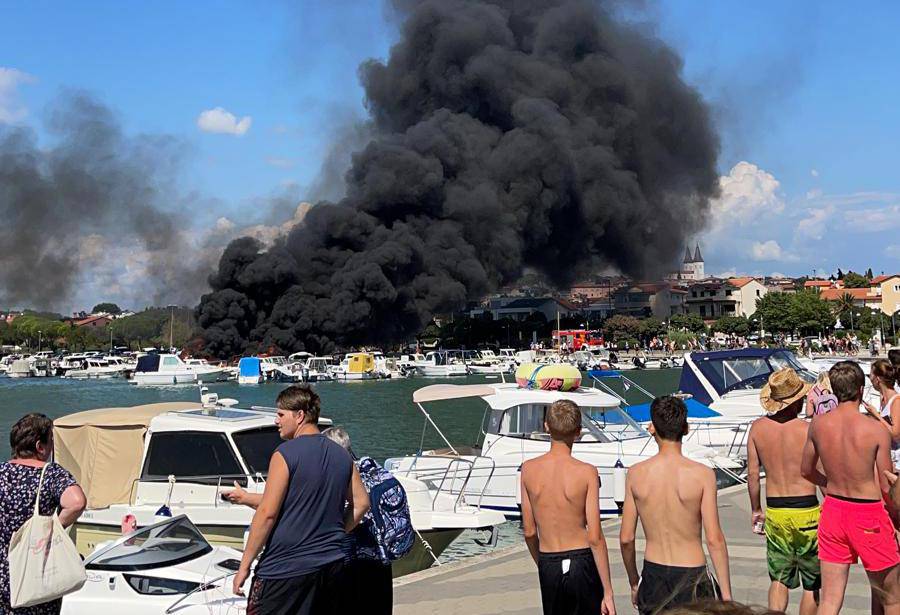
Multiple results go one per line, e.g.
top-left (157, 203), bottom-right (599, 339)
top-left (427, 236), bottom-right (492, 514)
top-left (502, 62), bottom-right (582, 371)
top-left (356, 457), bottom-right (414, 563)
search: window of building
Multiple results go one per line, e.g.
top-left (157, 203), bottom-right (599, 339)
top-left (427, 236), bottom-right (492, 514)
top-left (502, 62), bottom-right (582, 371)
top-left (894, 285), bottom-right (900, 293)
top-left (756, 290), bottom-right (761, 296)
top-left (142, 431), bottom-right (245, 485)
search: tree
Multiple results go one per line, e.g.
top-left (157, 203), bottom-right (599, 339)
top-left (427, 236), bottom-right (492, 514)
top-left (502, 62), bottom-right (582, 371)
top-left (669, 313), bottom-right (706, 333)
top-left (754, 292), bottom-right (795, 333)
top-left (791, 290), bottom-right (835, 335)
top-left (602, 315), bottom-right (641, 342)
top-left (711, 316), bottom-right (750, 336)
top-left (836, 268), bottom-right (845, 280)
top-left (843, 271), bottom-right (869, 288)
top-left (91, 302), bottom-right (122, 315)
top-left (637, 317), bottom-right (666, 339)
top-left (866, 268), bottom-right (874, 279)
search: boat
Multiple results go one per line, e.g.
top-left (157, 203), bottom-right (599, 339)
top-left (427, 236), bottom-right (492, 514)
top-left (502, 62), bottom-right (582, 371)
top-left (259, 355), bottom-right (302, 381)
top-left (237, 357), bottom-right (263, 384)
top-left (385, 383), bottom-right (742, 519)
top-left (331, 352), bottom-right (380, 380)
top-left (373, 351), bottom-right (408, 378)
top-left (61, 515), bottom-right (247, 614)
top-left (465, 350), bottom-right (515, 375)
top-left (54, 394), bottom-right (505, 577)
top-left (303, 356), bottom-right (336, 382)
top-left (8, 358), bottom-right (32, 378)
top-left (131, 353), bottom-right (228, 385)
top-left (64, 358), bottom-right (124, 379)
top-left (414, 350), bottom-right (468, 377)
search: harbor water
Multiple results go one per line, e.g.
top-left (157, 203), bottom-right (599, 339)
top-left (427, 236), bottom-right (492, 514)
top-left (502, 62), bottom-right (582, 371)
top-left (0, 369), bottom-right (682, 563)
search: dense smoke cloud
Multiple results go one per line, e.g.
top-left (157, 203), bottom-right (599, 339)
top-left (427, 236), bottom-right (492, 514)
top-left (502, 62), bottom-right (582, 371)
top-left (197, 0), bottom-right (720, 357)
top-left (0, 92), bottom-right (204, 310)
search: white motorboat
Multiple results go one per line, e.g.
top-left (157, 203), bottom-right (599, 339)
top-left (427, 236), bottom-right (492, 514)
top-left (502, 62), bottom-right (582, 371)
top-left (8, 358), bottom-right (32, 378)
top-left (64, 358), bottom-right (124, 379)
top-left (386, 383), bottom-right (741, 519)
top-left (303, 356), bottom-right (336, 382)
top-left (414, 350), bottom-right (468, 377)
top-left (237, 356), bottom-right (264, 384)
top-left (258, 355), bottom-right (301, 381)
top-left (330, 352), bottom-right (381, 380)
top-left (131, 354), bottom-right (228, 385)
top-left (372, 351), bottom-right (408, 378)
top-left (465, 350), bottom-right (515, 375)
top-left (55, 393), bottom-right (505, 577)
top-left (61, 515), bottom-right (247, 615)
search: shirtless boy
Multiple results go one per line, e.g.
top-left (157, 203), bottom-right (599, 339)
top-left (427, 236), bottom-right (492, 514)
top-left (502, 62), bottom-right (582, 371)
top-left (521, 399), bottom-right (616, 615)
top-left (801, 361), bottom-right (900, 615)
top-left (748, 368), bottom-right (819, 614)
top-left (620, 395), bottom-right (732, 615)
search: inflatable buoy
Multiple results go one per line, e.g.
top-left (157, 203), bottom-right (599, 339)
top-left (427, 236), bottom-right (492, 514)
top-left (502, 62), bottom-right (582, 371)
top-left (515, 363), bottom-right (581, 392)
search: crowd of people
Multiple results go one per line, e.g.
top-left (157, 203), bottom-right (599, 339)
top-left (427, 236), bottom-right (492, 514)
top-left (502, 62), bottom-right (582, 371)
top-left (6, 357), bottom-right (900, 614)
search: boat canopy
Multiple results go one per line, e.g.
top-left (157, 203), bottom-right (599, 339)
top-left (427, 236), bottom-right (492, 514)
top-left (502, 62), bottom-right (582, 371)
top-left (412, 384), bottom-right (497, 403)
top-left (624, 398), bottom-right (722, 422)
top-left (679, 348), bottom-right (813, 405)
top-left (347, 353), bottom-right (375, 373)
top-left (239, 357), bottom-right (261, 377)
top-left (135, 354), bottom-right (159, 373)
top-left (54, 402), bottom-right (197, 508)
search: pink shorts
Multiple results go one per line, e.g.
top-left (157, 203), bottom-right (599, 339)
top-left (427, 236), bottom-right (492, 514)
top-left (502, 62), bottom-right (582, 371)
top-left (818, 495), bottom-right (900, 572)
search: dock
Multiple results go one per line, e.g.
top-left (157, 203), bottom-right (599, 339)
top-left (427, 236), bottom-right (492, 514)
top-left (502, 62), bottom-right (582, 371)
top-left (394, 483), bottom-right (873, 614)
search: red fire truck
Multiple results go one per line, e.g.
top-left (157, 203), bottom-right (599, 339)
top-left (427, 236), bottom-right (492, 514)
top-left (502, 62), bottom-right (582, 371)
top-left (552, 329), bottom-right (604, 351)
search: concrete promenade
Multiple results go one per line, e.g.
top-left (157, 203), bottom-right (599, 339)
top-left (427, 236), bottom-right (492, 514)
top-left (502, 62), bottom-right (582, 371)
top-left (394, 482), bottom-right (873, 614)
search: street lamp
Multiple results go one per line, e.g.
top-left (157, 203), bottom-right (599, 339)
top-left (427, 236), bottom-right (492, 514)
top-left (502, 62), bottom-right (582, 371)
top-left (38, 330), bottom-right (42, 352)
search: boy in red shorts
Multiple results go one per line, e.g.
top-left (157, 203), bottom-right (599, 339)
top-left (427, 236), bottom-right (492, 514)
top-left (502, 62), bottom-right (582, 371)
top-left (802, 361), bottom-right (900, 615)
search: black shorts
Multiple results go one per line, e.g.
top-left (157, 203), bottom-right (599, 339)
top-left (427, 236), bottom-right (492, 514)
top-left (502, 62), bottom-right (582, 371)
top-left (248, 559), bottom-right (344, 615)
top-left (538, 548), bottom-right (604, 615)
top-left (637, 560), bottom-right (720, 615)
top-left (338, 558), bottom-right (393, 615)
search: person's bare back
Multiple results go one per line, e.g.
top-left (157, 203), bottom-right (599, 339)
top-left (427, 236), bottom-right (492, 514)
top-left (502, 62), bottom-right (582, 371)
top-left (809, 406), bottom-right (888, 499)
top-left (627, 454), bottom-right (710, 567)
top-left (521, 453), bottom-right (596, 552)
top-left (749, 414), bottom-right (816, 498)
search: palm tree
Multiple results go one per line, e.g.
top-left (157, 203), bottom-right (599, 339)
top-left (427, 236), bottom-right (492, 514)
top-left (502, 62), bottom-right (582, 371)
top-left (834, 292), bottom-right (855, 319)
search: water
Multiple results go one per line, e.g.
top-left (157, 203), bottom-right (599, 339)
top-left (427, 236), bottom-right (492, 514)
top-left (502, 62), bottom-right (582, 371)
top-left (0, 370), bottom-right (681, 564)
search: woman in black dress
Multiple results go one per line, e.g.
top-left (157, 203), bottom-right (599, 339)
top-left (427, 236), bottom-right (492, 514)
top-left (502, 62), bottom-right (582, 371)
top-left (0, 414), bottom-right (86, 614)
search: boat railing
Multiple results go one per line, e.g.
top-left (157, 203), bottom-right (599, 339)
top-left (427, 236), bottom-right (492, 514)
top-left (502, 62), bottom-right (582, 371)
top-left (399, 454), bottom-right (496, 513)
top-left (129, 473), bottom-right (263, 507)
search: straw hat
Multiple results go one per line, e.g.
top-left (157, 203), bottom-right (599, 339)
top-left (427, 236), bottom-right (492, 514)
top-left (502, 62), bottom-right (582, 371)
top-left (760, 368), bottom-right (813, 414)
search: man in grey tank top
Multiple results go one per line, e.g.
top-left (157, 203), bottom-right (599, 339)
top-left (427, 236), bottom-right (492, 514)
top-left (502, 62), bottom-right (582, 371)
top-left (232, 385), bottom-right (370, 615)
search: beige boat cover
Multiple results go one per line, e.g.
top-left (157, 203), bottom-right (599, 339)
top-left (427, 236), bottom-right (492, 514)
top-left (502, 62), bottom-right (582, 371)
top-left (53, 402), bottom-right (197, 509)
top-left (412, 384), bottom-right (496, 403)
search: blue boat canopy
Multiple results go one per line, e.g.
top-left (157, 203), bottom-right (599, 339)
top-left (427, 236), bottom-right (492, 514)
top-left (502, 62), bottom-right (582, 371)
top-left (625, 398), bottom-right (722, 422)
top-left (586, 370), bottom-right (622, 379)
top-left (238, 357), bottom-right (261, 377)
top-left (678, 348), bottom-right (813, 406)
top-left (135, 354), bottom-right (159, 374)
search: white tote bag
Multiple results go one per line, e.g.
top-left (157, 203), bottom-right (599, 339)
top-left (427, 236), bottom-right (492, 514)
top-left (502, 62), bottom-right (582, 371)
top-left (8, 464), bottom-right (86, 608)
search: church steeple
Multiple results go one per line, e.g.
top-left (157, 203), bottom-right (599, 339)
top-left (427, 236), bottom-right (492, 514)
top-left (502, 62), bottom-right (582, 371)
top-left (693, 243), bottom-right (703, 263)
top-left (684, 246), bottom-right (694, 263)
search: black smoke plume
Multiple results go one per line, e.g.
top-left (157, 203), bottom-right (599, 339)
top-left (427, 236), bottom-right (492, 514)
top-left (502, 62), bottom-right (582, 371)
top-left (197, 0), bottom-right (720, 357)
top-left (0, 92), bottom-right (199, 310)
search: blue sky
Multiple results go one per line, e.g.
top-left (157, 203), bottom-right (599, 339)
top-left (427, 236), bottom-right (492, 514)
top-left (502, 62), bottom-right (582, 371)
top-left (2, 1), bottom-right (899, 309)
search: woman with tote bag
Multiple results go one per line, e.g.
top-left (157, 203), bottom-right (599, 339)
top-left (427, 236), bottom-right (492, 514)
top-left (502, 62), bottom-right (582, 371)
top-left (1, 414), bottom-right (87, 614)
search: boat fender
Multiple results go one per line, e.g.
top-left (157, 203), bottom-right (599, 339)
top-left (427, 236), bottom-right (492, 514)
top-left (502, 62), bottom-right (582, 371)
top-left (515, 465), bottom-right (523, 506)
top-left (613, 460), bottom-right (626, 505)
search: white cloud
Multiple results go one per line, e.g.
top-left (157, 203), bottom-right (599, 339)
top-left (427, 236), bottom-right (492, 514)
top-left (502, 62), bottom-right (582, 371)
top-left (197, 107), bottom-right (252, 136)
top-left (796, 206), bottom-right (834, 240)
top-left (845, 204), bottom-right (900, 231)
top-left (239, 203), bottom-right (312, 245)
top-left (885, 245), bottom-right (900, 259)
top-left (811, 169), bottom-right (819, 178)
top-left (213, 217), bottom-right (236, 234)
top-left (806, 188), bottom-right (822, 199)
top-left (751, 240), bottom-right (783, 261)
top-left (266, 157), bottom-right (296, 169)
top-left (770, 271), bottom-right (787, 279)
top-left (0, 67), bottom-right (35, 123)
top-left (709, 161), bottom-right (784, 228)
top-left (713, 268), bottom-right (738, 278)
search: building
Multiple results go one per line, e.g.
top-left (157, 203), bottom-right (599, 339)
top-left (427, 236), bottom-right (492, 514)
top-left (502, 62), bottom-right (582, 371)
top-left (804, 279), bottom-right (841, 290)
top-left (610, 283), bottom-right (687, 319)
top-left (470, 297), bottom-right (579, 322)
top-left (667, 244), bottom-right (705, 282)
top-left (73, 315), bottom-right (112, 328)
top-left (685, 277), bottom-right (767, 320)
top-left (765, 277), bottom-right (797, 294)
top-left (818, 287), bottom-right (882, 309)
top-left (869, 274), bottom-right (900, 315)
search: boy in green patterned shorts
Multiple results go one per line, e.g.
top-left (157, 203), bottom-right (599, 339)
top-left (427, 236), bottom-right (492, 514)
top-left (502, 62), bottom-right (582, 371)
top-left (748, 368), bottom-right (820, 615)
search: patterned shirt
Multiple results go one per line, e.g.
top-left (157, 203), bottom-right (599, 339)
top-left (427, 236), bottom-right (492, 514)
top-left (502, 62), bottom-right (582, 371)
top-left (0, 462), bottom-right (77, 615)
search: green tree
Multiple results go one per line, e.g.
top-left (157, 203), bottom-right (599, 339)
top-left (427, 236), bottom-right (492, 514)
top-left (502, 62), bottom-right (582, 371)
top-left (602, 315), bottom-right (641, 342)
top-left (836, 268), bottom-right (845, 280)
top-left (669, 313), bottom-right (706, 333)
top-left (754, 292), bottom-right (795, 333)
top-left (711, 316), bottom-right (750, 336)
top-left (637, 317), bottom-right (666, 339)
top-left (791, 290), bottom-right (834, 335)
top-left (91, 302), bottom-right (122, 315)
top-left (843, 271), bottom-right (869, 288)
top-left (866, 268), bottom-right (874, 279)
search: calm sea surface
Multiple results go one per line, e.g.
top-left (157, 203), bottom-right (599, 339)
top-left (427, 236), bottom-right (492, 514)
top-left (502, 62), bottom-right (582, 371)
top-left (0, 369), bottom-right (681, 563)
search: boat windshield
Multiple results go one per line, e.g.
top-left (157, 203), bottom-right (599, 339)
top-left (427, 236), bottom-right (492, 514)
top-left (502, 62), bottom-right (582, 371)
top-left (85, 516), bottom-right (211, 571)
top-left (232, 426), bottom-right (281, 475)
top-left (697, 350), bottom-right (816, 394)
top-left (582, 407), bottom-right (649, 442)
top-left (490, 404), bottom-right (648, 443)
